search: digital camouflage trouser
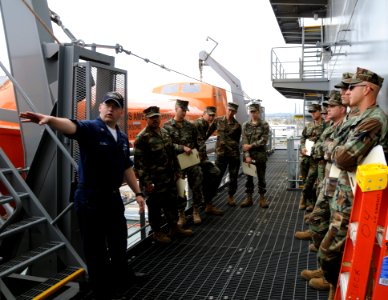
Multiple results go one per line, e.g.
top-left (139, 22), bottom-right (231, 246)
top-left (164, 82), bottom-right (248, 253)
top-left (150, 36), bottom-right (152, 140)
top-left (302, 159), bottom-right (318, 207)
top-left (177, 164), bottom-right (204, 210)
top-left (299, 155), bottom-right (310, 182)
top-left (318, 183), bottom-right (353, 286)
top-left (215, 155), bottom-right (241, 197)
top-left (146, 184), bottom-right (179, 231)
top-left (245, 151), bottom-right (267, 195)
top-left (308, 188), bottom-right (331, 249)
top-left (200, 160), bottom-right (221, 204)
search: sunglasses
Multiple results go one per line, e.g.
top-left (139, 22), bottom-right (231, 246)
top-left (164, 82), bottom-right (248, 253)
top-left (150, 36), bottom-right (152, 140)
top-left (348, 84), bottom-right (371, 91)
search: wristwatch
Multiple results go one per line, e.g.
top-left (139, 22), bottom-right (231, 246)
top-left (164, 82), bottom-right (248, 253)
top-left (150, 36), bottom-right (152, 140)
top-left (135, 192), bottom-right (144, 197)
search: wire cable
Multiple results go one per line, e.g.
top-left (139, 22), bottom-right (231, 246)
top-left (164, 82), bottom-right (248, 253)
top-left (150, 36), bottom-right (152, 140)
top-left (20, 0), bottom-right (254, 101)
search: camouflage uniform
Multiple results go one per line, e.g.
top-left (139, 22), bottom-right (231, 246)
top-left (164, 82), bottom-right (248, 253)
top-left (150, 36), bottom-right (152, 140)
top-left (309, 120), bottom-right (342, 248)
top-left (193, 116), bottom-right (221, 205)
top-left (134, 124), bottom-right (180, 232)
top-left (308, 92), bottom-right (347, 247)
top-left (242, 116), bottom-right (269, 196)
top-left (318, 68), bottom-right (388, 286)
top-left (312, 124), bottom-right (331, 194)
top-left (211, 112), bottom-right (242, 198)
top-left (194, 116), bottom-right (213, 162)
top-left (300, 115), bottom-right (326, 208)
top-left (163, 118), bottom-right (204, 210)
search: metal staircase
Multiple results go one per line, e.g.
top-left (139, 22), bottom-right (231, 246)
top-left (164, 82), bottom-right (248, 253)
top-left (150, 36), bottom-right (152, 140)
top-left (301, 25), bottom-right (325, 79)
top-left (271, 22), bottom-right (329, 101)
top-left (0, 148), bottom-right (85, 300)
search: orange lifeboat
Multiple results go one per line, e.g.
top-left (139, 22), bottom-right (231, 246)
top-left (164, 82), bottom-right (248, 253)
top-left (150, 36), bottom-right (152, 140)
top-left (0, 79), bottom-right (24, 168)
top-left (0, 80), bottom-right (228, 159)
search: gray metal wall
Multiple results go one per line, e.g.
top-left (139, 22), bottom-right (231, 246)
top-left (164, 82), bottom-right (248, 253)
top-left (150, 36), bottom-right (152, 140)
top-left (325, 0), bottom-right (388, 113)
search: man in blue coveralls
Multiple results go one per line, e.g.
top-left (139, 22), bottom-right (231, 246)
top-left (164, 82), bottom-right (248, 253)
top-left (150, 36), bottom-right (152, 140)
top-left (20, 91), bottom-right (145, 299)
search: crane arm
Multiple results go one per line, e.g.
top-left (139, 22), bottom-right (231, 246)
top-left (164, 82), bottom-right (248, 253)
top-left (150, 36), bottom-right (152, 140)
top-left (199, 51), bottom-right (248, 123)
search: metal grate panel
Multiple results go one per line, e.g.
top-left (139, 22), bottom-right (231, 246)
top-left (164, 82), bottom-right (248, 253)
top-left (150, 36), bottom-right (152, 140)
top-left (85, 151), bottom-right (329, 299)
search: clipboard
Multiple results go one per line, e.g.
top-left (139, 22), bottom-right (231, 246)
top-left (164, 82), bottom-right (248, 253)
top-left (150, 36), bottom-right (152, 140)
top-left (329, 163), bottom-right (341, 179)
top-left (242, 162), bottom-right (257, 177)
top-left (176, 178), bottom-right (186, 198)
top-left (305, 139), bottom-right (315, 156)
top-left (177, 149), bottom-right (200, 170)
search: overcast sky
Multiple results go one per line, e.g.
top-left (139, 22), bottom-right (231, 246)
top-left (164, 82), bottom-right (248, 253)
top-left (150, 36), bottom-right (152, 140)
top-left (1, 0), bottom-right (303, 114)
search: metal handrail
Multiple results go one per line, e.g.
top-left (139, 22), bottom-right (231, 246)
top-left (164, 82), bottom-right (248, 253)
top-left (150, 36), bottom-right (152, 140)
top-left (0, 60), bottom-right (78, 170)
top-left (271, 45), bottom-right (328, 81)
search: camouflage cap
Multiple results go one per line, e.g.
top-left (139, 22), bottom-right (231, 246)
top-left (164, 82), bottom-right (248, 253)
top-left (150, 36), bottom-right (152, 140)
top-left (308, 103), bottom-right (321, 112)
top-left (143, 106), bottom-right (160, 118)
top-left (175, 99), bottom-right (189, 111)
top-left (327, 91), bottom-right (343, 106)
top-left (205, 106), bottom-right (216, 115)
top-left (248, 103), bottom-right (261, 112)
top-left (343, 67), bottom-right (384, 87)
top-left (227, 102), bottom-right (239, 111)
top-left (334, 72), bottom-right (353, 89)
top-left (323, 90), bottom-right (335, 101)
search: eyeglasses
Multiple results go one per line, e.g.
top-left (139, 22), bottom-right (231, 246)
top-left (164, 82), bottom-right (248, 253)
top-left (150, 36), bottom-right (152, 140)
top-left (348, 84), bottom-right (368, 91)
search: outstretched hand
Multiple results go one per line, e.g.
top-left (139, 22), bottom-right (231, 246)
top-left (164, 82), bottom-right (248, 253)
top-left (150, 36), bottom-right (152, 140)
top-left (19, 111), bottom-right (49, 125)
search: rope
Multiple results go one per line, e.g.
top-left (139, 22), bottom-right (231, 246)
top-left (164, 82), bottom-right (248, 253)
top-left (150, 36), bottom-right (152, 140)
top-left (21, 0), bottom-right (60, 44)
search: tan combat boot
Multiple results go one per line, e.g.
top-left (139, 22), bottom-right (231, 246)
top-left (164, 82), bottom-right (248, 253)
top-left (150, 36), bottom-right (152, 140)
top-left (240, 194), bottom-right (253, 208)
top-left (177, 209), bottom-right (186, 227)
top-left (193, 207), bottom-right (202, 225)
top-left (170, 225), bottom-right (193, 238)
top-left (259, 194), bottom-right (269, 208)
top-left (294, 230), bottom-right (313, 240)
top-left (299, 194), bottom-right (306, 210)
top-left (300, 268), bottom-right (324, 281)
top-left (227, 195), bottom-right (236, 207)
top-left (153, 232), bottom-right (172, 244)
top-left (308, 277), bottom-right (330, 290)
top-left (205, 203), bottom-right (224, 216)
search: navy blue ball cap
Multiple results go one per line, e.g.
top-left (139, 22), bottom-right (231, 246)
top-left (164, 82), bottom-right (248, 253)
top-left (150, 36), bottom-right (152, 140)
top-left (103, 91), bottom-right (124, 108)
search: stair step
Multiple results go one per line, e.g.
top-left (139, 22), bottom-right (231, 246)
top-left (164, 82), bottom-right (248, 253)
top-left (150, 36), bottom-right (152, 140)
top-left (16, 267), bottom-right (85, 300)
top-left (0, 241), bottom-right (65, 278)
top-left (0, 167), bottom-right (28, 175)
top-left (0, 193), bottom-right (29, 205)
top-left (0, 167), bottom-right (13, 174)
top-left (0, 216), bottom-right (47, 239)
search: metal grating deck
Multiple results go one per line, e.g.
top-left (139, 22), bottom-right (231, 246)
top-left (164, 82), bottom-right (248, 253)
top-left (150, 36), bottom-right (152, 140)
top-left (125, 150), bottom-right (328, 299)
